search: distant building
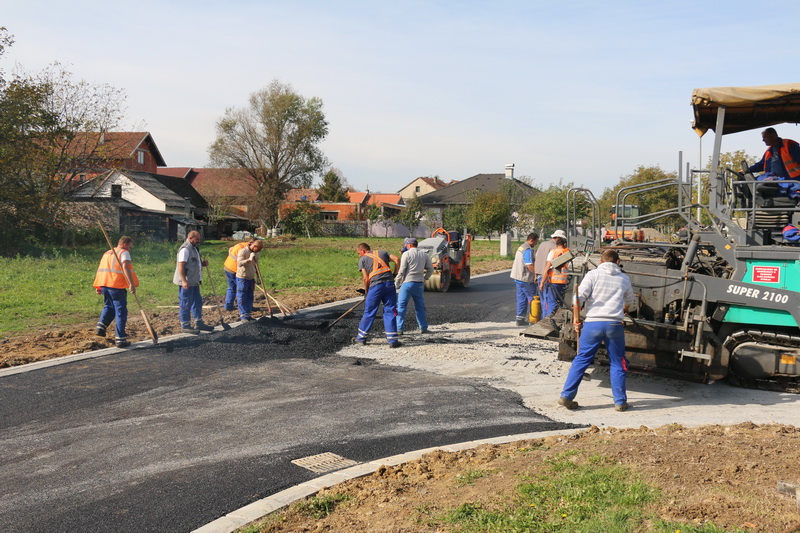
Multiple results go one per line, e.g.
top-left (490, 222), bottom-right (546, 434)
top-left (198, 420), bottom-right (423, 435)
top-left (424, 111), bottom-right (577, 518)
top-left (397, 176), bottom-right (453, 200)
top-left (419, 172), bottom-right (535, 220)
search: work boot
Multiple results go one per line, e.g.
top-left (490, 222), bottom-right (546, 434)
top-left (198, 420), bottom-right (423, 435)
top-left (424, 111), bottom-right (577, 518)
top-left (614, 402), bottom-right (630, 412)
top-left (389, 341), bottom-right (402, 349)
top-left (115, 340), bottom-right (131, 348)
top-left (557, 397), bottom-right (579, 410)
top-left (195, 322), bottom-right (214, 332)
top-left (352, 337), bottom-right (366, 346)
top-left (515, 318), bottom-right (529, 327)
top-left (181, 326), bottom-right (200, 335)
top-left (95, 325), bottom-right (107, 337)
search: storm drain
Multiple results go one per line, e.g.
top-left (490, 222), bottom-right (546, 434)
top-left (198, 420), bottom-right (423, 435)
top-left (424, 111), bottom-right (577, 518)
top-left (291, 452), bottom-right (359, 473)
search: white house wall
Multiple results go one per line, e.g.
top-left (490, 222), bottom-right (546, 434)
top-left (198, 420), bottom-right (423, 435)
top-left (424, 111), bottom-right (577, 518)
top-left (74, 172), bottom-right (167, 212)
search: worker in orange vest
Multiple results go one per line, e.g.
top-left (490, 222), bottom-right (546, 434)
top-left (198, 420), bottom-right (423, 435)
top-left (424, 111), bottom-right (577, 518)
top-left (223, 239), bottom-right (254, 311)
top-left (93, 236), bottom-right (139, 348)
top-left (539, 236), bottom-right (570, 319)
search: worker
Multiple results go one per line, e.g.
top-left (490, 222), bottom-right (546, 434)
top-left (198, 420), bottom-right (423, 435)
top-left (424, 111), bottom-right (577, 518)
top-left (354, 243), bottom-right (401, 347)
top-left (235, 239), bottom-right (264, 321)
top-left (511, 233), bottom-right (538, 326)
top-left (173, 230), bottom-right (213, 334)
top-left (558, 248), bottom-right (634, 412)
top-left (395, 237), bottom-right (434, 334)
top-left (534, 230), bottom-right (563, 319)
top-left (93, 236), bottom-right (139, 348)
top-left (223, 238), bottom-right (255, 311)
top-left (539, 236), bottom-right (570, 318)
top-left (748, 127), bottom-right (800, 199)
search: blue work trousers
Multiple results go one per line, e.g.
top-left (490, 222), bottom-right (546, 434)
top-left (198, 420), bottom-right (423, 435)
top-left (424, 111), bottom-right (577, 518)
top-left (356, 280), bottom-right (399, 345)
top-left (515, 280), bottom-right (537, 319)
top-left (98, 287), bottom-right (128, 342)
top-left (179, 285), bottom-right (204, 327)
top-left (541, 281), bottom-right (567, 318)
top-left (236, 278), bottom-right (255, 318)
top-left (560, 320), bottom-right (628, 405)
top-left (224, 270), bottom-right (237, 310)
top-left (396, 282), bottom-right (428, 332)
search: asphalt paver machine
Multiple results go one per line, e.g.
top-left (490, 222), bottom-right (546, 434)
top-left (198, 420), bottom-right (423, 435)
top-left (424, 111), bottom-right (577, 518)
top-left (526, 84), bottom-right (800, 391)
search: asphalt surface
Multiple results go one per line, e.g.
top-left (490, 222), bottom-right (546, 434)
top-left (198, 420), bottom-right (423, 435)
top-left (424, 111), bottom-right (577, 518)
top-left (0, 271), bottom-right (579, 533)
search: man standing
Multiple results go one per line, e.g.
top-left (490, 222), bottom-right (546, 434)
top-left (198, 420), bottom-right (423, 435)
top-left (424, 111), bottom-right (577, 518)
top-left (93, 236), bottom-right (138, 348)
top-left (235, 239), bottom-right (264, 321)
top-left (223, 239), bottom-right (251, 311)
top-left (558, 248), bottom-right (634, 412)
top-left (510, 233), bottom-right (538, 326)
top-left (534, 230), bottom-right (564, 319)
top-left (395, 237), bottom-right (434, 334)
top-left (354, 243), bottom-right (401, 347)
top-left (173, 230), bottom-right (213, 334)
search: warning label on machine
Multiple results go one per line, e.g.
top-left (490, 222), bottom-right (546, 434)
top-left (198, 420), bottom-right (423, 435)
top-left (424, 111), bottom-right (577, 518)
top-left (751, 266), bottom-right (781, 284)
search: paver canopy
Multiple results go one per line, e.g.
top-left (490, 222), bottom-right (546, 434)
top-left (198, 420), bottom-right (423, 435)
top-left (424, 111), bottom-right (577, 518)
top-left (692, 83), bottom-right (800, 136)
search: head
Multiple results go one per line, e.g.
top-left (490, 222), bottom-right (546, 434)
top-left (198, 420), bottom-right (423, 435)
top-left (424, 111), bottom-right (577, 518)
top-left (762, 127), bottom-right (780, 147)
top-left (404, 237), bottom-right (418, 248)
top-left (554, 236), bottom-right (567, 247)
top-left (526, 232), bottom-right (538, 246)
top-left (357, 242), bottom-right (371, 257)
top-left (249, 239), bottom-right (264, 253)
top-left (600, 248), bottom-right (620, 264)
top-left (117, 236), bottom-right (133, 250)
top-left (551, 229), bottom-right (567, 240)
top-left (187, 230), bottom-right (201, 245)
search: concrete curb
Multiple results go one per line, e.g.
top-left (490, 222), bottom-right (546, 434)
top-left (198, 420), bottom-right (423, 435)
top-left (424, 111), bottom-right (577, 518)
top-left (191, 425), bottom-right (586, 533)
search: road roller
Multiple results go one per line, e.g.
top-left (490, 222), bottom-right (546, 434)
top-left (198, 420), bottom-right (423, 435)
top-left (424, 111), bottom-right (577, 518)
top-left (417, 227), bottom-right (472, 292)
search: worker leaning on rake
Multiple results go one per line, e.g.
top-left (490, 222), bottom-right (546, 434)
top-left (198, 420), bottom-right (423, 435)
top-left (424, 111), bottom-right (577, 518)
top-left (93, 236), bottom-right (138, 348)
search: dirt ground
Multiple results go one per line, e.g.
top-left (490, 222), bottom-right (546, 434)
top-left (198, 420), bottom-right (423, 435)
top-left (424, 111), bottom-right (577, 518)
top-left (261, 423), bottom-right (800, 533)
top-left (0, 259), bottom-right (511, 368)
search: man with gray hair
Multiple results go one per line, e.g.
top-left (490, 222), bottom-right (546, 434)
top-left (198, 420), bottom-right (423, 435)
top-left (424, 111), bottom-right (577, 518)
top-left (395, 237), bottom-right (434, 333)
top-left (510, 233), bottom-right (538, 326)
top-left (173, 230), bottom-right (214, 334)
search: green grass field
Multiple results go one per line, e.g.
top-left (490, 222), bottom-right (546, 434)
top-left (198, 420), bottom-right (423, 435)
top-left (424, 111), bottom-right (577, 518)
top-left (0, 236), bottom-right (505, 336)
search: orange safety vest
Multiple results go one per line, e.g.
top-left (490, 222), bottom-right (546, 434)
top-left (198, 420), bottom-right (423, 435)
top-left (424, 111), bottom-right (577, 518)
top-left (93, 248), bottom-right (139, 290)
top-left (547, 248), bottom-right (570, 284)
top-left (365, 252), bottom-right (391, 280)
top-left (224, 242), bottom-right (249, 272)
top-left (764, 139), bottom-right (800, 179)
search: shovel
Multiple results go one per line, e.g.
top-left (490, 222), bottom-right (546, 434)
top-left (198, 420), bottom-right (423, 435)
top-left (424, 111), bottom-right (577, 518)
top-left (318, 297), bottom-right (365, 331)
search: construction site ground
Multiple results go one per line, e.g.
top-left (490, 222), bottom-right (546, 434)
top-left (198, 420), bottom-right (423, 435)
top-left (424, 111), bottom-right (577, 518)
top-left (3, 266), bottom-right (800, 532)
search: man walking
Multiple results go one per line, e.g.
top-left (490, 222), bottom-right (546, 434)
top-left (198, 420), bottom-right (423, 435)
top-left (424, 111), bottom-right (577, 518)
top-left (558, 248), bottom-right (634, 412)
top-left (93, 236), bottom-right (138, 348)
top-left (173, 230), bottom-right (214, 334)
top-left (235, 238), bottom-right (264, 321)
top-left (354, 243), bottom-right (401, 347)
top-left (395, 237), bottom-right (434, 333)
top-left (510, 233), bottom-right (538, 326)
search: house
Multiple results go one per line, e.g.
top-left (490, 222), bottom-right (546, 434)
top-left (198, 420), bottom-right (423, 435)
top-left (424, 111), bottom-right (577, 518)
top-left (418, 172), bottom-right (535, 221)
top-left (280, 190), bottom-right (404, 222)
top-left (65, 169), bottom-right (208, 240)
top-left (64, 132), bottom-right (167, 188)
top-left (397, 176), bottom-right (453, 200)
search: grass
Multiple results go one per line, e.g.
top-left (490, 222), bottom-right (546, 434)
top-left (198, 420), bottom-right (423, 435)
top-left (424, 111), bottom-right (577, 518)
top-left (0, 236), bottom-right (506, 336)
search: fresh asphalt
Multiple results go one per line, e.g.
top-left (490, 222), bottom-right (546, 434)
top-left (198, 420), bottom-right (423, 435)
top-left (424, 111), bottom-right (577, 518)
top-left (0, 271), bottom-right (580, 532)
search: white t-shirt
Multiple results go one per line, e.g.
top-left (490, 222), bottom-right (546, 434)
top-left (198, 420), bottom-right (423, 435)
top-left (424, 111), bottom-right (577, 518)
top-left (177, 246), bottom-right (203, 281)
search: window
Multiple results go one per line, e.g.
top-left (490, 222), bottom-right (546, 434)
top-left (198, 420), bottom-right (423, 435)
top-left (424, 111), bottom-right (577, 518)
top-left (137, 150), bottom-right (145, 165)
top-left (415, 185), bottom-right (421, 193)
top-left (321, 211), bottom-right (338, 221)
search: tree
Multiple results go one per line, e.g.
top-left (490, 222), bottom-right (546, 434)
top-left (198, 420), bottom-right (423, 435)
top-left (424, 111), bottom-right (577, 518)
top-left (442, 205), bottom-right (467, 231)
top-left (466, 192), bottom-right (511, 238)
top-left (396, 194), bottom-right (423, 236)
top-left (281, 201), bottom-right (322, 238)
top-left (208, 79), bottom-right (329, 227)
top-left (518, 180), bottom-right (577, 235)
top-left (598, 165), bottom-right (683, 233)
top-left (317, 168), bottom-right (349, 202)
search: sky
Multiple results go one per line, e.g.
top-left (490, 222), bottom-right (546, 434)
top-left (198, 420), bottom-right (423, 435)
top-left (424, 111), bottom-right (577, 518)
top-left (4, 0), bottom-right (800, 194)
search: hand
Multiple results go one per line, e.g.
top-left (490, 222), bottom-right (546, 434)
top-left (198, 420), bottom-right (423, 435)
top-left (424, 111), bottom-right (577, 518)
top-left (201, 259), bottom-right (209, 267)
top-left (573, 320), bottom-right (582, 330)
top-left (96, 288), bottom-right (102, 295)
top-left (130, 287), bottom-right (136, 295)
top-left (182, 280), bottom-right (189, 290)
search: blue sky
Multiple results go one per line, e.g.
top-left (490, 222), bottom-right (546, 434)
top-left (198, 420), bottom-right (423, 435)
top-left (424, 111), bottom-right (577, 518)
top-left (4, 0), bottom-right (800, 193)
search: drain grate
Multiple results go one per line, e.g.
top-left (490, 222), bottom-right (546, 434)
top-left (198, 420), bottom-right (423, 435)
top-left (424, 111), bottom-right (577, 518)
top-left (291, 452), bottom-right (359, 473)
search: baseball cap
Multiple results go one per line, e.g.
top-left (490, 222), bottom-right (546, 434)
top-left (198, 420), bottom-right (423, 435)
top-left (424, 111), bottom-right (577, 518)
top-left (551, 230), bottom-right (567, 239)
top-left (404, 237), bottom-right (418, 245)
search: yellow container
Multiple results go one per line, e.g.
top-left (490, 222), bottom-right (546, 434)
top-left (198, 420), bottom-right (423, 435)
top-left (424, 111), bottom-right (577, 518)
top-left (529, 296), bottom-right (541, 324)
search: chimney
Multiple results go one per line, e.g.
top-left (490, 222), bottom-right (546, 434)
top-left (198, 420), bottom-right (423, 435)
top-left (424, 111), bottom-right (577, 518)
top-left (505, 164), bottom-right (515, 179)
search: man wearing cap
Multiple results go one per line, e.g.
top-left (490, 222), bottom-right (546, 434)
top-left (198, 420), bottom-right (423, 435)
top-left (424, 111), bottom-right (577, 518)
top-left (510, 233), bottom-right (538, 326)
top-left (534, 230), bottom-right (565, 320)
top-left (395, 237), bottom-right (434, 333)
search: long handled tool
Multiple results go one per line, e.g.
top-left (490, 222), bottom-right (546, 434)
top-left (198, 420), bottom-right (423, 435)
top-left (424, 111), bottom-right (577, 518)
top-left (99, 224), bottom-right (158, 344)
top-left (258, 289), bottom-right (296, 316)
top-left (203, 259), bottom-right (231, 330)
top-left (253, 260), bottom-right (273, 318)
top-left (318, 298), bottom-right (365, 331)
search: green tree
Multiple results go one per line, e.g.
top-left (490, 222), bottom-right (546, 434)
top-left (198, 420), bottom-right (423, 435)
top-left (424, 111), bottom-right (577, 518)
top-left (466, 192), bottom-right (511, 238)
top-left (518, 180), bottom-right (577, 235)
top-left (281, 201), bottom-right (322, 238)
top-left (598, 165), bottom-right (682, 233)
top-left (208, 79), bottom-right (329, 228)
top-left (396, 194), bottom-right (423, 236)
top-left (442, 205), bottom-right (467, 231)
top-left (317, 168), bottom-right (349, 202)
